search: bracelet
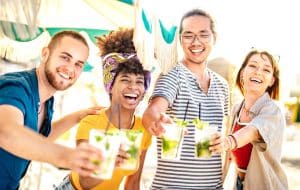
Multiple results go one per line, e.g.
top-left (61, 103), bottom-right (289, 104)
top-left (224, 136), bottom-right (232, 151)
top-left (228, 134), bottom-right (238, 150)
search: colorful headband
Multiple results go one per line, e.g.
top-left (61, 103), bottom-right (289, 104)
top-left (102, 52), bottom-right (151, 93)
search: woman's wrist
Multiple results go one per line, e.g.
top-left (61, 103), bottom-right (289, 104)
top-left (228, 134), bottom-right (238, 150)
top-left (223, 136), bottom-right (232, 151)
top-left (223, 134), bottom-right (238, 151)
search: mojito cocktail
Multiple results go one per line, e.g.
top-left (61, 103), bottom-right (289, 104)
top-left (89, 129), bottom-right (121, 179)
top-left (161, 123), bottom-right (185, 160)
top-left (193, 119), bottom-right (218, 158)
top-left (119, 129), bottom-right (143, 170)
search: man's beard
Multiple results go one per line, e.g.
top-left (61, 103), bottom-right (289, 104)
top-left (44, 61), bottom-right (73, 91)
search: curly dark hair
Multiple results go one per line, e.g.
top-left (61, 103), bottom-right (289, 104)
top-left (114, 57), bottom-right (145, 77)
top-left (97, 27), bottom-right (151, 96)
top-left (96, 27), bottom-right (136, 56)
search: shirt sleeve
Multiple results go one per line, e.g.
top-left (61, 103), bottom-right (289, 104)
top-left (76, 115), bottom-right (98, 140)
top-left (151, 68), bottom-right (180, 107)
top-left (0, 82), bottom-right (28, 115)
top-left (141, 128), bottom-right (152, 150)
top-left (249, 101), bottom-right (285, 151)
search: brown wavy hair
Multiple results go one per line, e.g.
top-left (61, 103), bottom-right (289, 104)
top-left (236, 49), bottom-right (280, 100)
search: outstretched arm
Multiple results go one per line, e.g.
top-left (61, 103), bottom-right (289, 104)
top-left (142, 97), bottom-right (170, 136)
top-left (48, 106), bottom-right (102, 141)
top-left (0, 105), bottom-right (102, 177)
top-left (211, 125), bottom-right (260, 153)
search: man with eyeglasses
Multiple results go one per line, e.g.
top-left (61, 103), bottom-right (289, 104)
top-left (143, 8), bottom-right (229, 189)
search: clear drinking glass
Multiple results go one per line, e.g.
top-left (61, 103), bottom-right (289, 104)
top-left (161, 123), bottom-right (185, 160)
top-left (118, 129), bottom-right (143, 170)
top-left (89, 129), bottom-right (121, 179)
top-left (194, 119), bottom-right (218, 158)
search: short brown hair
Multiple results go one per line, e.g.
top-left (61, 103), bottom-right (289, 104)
top-left (48, 30), bottom-right (88, 50)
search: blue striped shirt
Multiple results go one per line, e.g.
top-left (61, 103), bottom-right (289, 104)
top-left (150, 63), bottom-right (229, 189)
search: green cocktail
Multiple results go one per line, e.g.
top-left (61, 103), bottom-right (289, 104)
top-left (196, 139), bottom-right (211, 158)
top-left (161, 122), bottom-right (185, 160)
top-left (89, 129), bottom-right (121, 179)
top-left (162, 137), bottom-right (180, 157)
top-left (119, 129), bottom-right (143, 170)
top-left (193, 119), bottom-right (218, 159)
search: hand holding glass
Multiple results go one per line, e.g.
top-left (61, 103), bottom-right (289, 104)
top-left (89, 129), bottom-right (121, 179)
top-left (118, 129), bottom-right (143, 170)
top-left (193, 119), bottom-right (218, 158)
top-left (161, 123), bottom-right (185, 160)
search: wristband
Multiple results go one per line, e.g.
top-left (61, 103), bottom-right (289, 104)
top-left (228, 134), bottom-right (238, 150)
top-left (225, 136), bottom-right (232, 151)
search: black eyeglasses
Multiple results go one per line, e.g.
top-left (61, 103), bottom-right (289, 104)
top-left (181, 32), bottom-right (212, 44)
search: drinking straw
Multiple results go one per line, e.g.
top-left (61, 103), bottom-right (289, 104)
top-left (117, 103), bottom-right (135, 130)
top-left (175, 100), bottom-right (189, 158)
top-left (183, 100), bottom-right (189, 121)
top-left (199, 102), bottom-right (201, 120)
top-left (117, 103), bottom-right (121, 130)
top-left (104, 104), bottom-right (117, 134)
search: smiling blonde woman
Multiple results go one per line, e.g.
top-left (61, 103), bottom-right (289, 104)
top-left (212, 49), bottom-right (288, 190)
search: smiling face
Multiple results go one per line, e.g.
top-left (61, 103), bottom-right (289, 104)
top-left (43, 36), bottom-right (89, 90)
top-left (180, 15), bottom-right (216, 65)
top-left (241, 53), bottom-right (275, 97)
top-left (110, 72), bottom-right (145, 110)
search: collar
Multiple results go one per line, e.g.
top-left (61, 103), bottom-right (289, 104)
top-left (240, 93), bottom-right (271, 117)
top-left (178, 61), bottom-right (214, 82)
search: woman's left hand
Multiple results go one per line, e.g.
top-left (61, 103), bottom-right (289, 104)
top-left (115, 144), bottom-right (130, 167)
top-left (210, 132), bottom-right (232, 154)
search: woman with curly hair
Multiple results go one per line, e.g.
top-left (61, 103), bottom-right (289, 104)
top-left (55, 27), bottom-right (152, 190)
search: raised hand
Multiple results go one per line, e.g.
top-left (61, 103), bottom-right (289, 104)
top-left (149, 113), bottom-right (174, 137)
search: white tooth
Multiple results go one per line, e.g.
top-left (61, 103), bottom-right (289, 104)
top-left (59, 72), bottom-right (70, 79)
top-left (250, 78), bottom-right (262, 83)
top-left (191, 49), bottom-right (203, 53)
top-left (124, 93), bottom-right (138, 98)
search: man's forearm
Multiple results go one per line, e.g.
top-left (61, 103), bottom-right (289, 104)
top-left (0, 123), bottom-right (71, 167)
top-left (142, 106), bottom-right (160, 128)
top-left (48, 112), bottom-right (79, 141)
